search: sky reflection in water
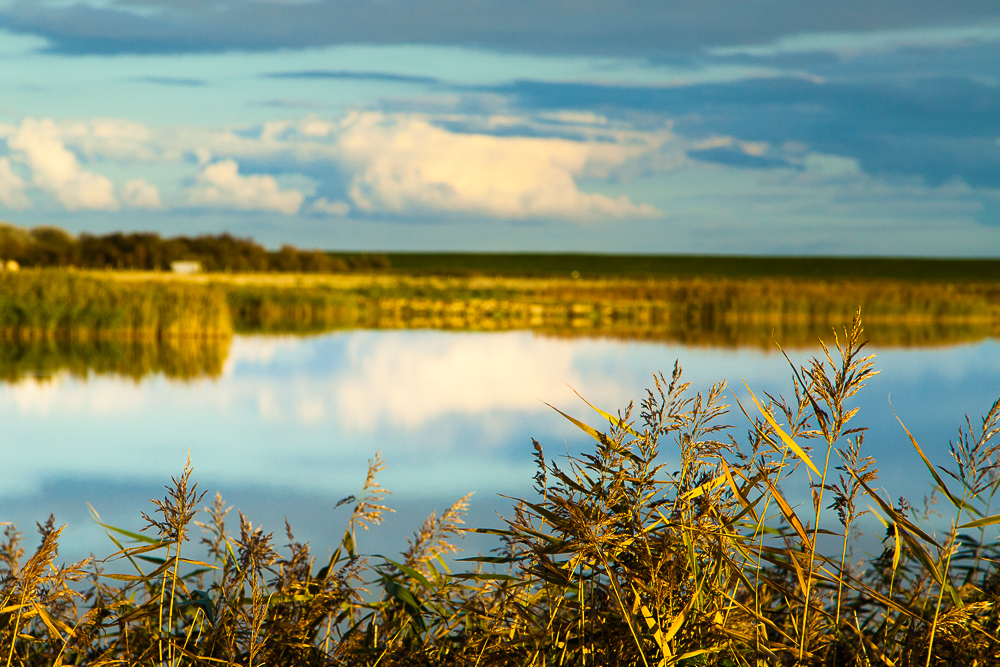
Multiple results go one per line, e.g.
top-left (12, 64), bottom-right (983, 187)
top-left (3, 331), bottom-right (1000, 564)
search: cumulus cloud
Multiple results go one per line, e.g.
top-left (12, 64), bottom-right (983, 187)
top-left (186, 159), bottom-right (304, 214)
top-left (311, 197), bottom-right (351, 215)
top-left (2, 118), bottom-right (119, 211)
top-left (1, 111), bottom-right (672, 219)
top-left (120, 178), bottom-right (162, 209)
top-left (335, 112), bottom-right (661, 219)
top-left (0, 157), bottom-right (30, 209)
top-left (60, 118), bottom-right (160, 161)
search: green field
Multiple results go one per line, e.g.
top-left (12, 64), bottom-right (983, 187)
top-left (383, 252), bottom-right (1000, 281)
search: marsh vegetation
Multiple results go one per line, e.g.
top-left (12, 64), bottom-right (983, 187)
top-left (3, 266), bottom-right (1000, 380)
top-left (0, 272), bottom-right (230, 342)
top-left (4, 316), bottom-right (1000, 665)
top-left (7, 268), bottom-right (1000, 341)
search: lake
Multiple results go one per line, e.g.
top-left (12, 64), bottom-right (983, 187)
top-left (3, 328), bottom-right (1000, 564)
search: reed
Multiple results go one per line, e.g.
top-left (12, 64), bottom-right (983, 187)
top-left (5, 268), bottom-right (1000, 348)
top-left (220, 272), bottom-right (1000, 348)
top-left (4, 314), bottom-right (1000, 665)
top-left (225, 285), bottom-right (361, 334)
top-left (0, 271), bottom-right (232, 341)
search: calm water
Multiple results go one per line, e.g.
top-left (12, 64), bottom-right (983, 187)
top-left (3, 330), bottom-right (1000, 563)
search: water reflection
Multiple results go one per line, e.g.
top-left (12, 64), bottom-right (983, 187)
top-left (0, 337), bottom-right (230, 382)
top-left (0, 316), bottom-right (991, 389)
top-left (1, 330), bottom-right (999, 566)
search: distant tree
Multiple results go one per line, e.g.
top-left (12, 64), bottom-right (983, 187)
top-left (271, 244), bottom-right (301, 272)
top-left (28, 227), bottom-right (79, 267)
top-left (300, 250), bottom-right (344, 272)
top-left (0, 221), bottom-right (390, 274)
top-left (0, 223), bottom-right (33, 262)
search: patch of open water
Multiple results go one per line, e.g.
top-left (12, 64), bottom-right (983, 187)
top-left (2, 330), bottom-right (999, 565)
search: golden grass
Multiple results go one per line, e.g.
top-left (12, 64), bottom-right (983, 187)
top-left (2, 268), bottom-right (999, 382)
top-left (0, 271), bottom-right (231, 341)
top-left (199, 270), bottom-right (1000, 348)
top-left (5, 314), bottom-right (1000, 665)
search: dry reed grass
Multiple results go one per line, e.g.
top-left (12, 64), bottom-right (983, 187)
top-left (0, 272), bottom-right (231, 341)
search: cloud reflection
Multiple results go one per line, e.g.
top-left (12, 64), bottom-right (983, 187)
top-left (334, 331), bottom-right (599, 430)
top-left (2, 331), bottom-right (998, 511)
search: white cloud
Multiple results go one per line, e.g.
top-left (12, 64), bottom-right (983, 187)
top-left (0, 111), bottom-right (674, 219)
top-left (0, 157), bottom-right (30, 210)
top-left (48, 111), bottom-right (669, 220)
top-left (187, 159), bottom-right (304, 215)
top-left (2, 118), bottom-right (119, 211)
top-left (121, 178), bottom-right (162, 208)
top-left (691, 135), bottom-right (770, 157)
top-left (335, 111), bottom-right (661, 219)
top-left (61, 118), bottom-right (159, 161)
top-left (312, 197), bottom-right (351, 215)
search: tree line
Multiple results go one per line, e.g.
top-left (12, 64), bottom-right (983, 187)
top-left (0, 222), bottom-right (390, 273)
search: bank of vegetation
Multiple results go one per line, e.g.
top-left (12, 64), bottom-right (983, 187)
top-left (4, 316), bottom-right (1000, 665)
top-left (2, 267), bottom-right (1000, 382)
top-left (205, 271), bottom-right (1000, 349)
top-left (15, 268), bottom-right (1000, 348)
top-left (0, 272), bottom-right (231, 342)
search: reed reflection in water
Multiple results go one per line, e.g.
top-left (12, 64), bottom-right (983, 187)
top-left (0, 314), bottom-right (993, 386)
top-left (0, 337), bottom-right (231, 382)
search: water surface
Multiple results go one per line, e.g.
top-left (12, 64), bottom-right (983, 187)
top-left (3, 330), bottom-right (999, 563)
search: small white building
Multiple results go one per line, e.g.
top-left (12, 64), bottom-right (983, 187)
top-left (170, 260), bottom-right (202, 275)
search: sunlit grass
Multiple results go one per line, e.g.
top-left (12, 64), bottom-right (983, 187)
top-left (171, 269), bottom-right (1000, 348)
top-left (0, 271), bottom-right (231, 341)
top-left (2, 268), bottom-right (999, 382)
top-left (4, 315), bottom-right (1000, 665)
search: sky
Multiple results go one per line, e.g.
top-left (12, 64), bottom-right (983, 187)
top-left (0, 1), bottom-right (999, 255)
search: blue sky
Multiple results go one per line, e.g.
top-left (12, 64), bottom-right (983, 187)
top-left (0, 1), bottom-right (998, 255)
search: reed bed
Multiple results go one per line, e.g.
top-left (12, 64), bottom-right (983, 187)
top-left (19, 268), bottom-right (1000, 347)
top-left (1, 268), bottom-right (999, 383)
top-left (4, 314), bottom-right (1000, 665)
top-left (225, 286), bottom-right (361, 334)
top-left (214, 272), bottom-right (1000, 348)
top-left (0, 272), bottom-right (231, 341)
